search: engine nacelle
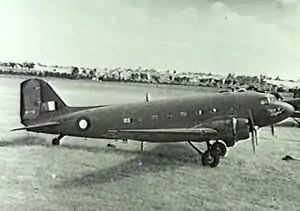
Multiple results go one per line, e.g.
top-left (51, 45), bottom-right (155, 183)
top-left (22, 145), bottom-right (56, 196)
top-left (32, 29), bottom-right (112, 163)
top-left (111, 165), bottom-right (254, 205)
top-left (199, 117), bottom-right (250, 147)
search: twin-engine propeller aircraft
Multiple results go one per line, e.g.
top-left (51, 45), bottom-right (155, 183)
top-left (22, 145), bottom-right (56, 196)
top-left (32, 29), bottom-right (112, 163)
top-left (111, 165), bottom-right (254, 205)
top-left (11, 78), bottom-right (296, 167)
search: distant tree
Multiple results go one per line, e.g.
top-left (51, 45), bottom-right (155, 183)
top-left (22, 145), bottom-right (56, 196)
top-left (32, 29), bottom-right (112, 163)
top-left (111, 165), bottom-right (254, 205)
top-left (22, 62), bottom-right (35, 70)
top-left (151, 75), bottom-right (161, 83)
top-left (2, 62), bottom-right (9, 67)
top-left (28, 62), bottom-right (35, 70)
top-left (89, 68), bottom-right (97, 78)
top-left (140, 73), bottom-right (148, 80)
top-left (130, 73), bottom-right (139, 81)
top-left (8, 62), bottom-right (16, 69)
top-left (174, 76), bottom-right (181, 83)
top-left (259, 74), bottom-right (267, 84)
top-left (71, 66), bottom-right (79, 75)
top-left (227, 73), bottom-right (233, 79)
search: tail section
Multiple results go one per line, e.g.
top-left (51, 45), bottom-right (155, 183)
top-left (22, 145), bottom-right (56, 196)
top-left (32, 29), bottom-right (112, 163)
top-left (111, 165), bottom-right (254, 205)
top-left (20, 78), bottom-right (67, 126)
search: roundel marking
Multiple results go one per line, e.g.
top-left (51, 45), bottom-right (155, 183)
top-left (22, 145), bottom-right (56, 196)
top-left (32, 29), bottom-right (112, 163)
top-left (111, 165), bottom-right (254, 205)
top-left (79, 119), bottom-right (88, 130)
top-left (77, 117), bottom-right (91, 131)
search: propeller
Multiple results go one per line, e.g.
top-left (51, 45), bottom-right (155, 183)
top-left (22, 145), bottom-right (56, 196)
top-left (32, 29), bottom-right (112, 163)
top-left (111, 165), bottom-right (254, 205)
top-left (248, 109), bottom-right (258, 154)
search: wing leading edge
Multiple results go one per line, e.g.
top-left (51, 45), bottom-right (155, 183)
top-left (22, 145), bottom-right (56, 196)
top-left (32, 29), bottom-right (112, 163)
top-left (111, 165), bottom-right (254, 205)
top-left (108, 128), bottom-right (217, 134)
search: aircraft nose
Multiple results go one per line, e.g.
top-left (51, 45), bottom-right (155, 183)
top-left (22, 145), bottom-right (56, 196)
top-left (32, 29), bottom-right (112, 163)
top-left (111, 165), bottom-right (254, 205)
top-left (282, 102), bottom-right (295, 117)
top-left (274, 101), bottom-right (295, 119)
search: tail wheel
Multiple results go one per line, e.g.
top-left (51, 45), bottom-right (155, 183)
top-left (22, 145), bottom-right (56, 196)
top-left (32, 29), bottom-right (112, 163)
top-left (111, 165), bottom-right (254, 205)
top-left (52, 138), bottom-right (60, 146)
top-left (201, 150), bottom-right (220, 167)
top-left (212, 141), bottom-right (227, 157)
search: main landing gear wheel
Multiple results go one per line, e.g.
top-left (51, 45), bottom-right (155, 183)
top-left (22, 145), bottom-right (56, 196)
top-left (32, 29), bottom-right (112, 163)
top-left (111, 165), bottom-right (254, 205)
top-left (201, 150), bottom-right (220, 167)
top-left (212, 141), bottom-right (227, 157)
top-left (187, 141), bottom-right (221, 168)
top-left (52, 135), bottom-right (64, 146)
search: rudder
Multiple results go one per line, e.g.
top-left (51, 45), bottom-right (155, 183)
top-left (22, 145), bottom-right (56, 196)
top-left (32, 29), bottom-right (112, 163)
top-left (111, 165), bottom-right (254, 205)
top-left (20, 78), bottom-right (67, 125)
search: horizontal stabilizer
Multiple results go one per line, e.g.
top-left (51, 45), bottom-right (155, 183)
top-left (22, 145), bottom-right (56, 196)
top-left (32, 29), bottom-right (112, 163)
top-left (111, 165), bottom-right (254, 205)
top-left (11, 121), bottom-right (60, 131)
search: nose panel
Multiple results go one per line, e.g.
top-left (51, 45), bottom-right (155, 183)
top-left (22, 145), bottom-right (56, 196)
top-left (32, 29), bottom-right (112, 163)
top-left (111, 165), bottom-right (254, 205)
top-left (268, 101), bottom-right (295, 122)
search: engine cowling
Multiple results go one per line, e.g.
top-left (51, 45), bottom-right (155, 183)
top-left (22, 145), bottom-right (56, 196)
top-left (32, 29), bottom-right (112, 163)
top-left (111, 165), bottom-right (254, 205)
top-left (198, 117), bottom-right (250, 147)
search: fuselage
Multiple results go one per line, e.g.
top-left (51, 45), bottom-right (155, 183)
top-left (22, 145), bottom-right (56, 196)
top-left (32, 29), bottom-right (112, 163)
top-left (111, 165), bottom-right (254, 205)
top-left (32, 91), bottom-right (294, 142)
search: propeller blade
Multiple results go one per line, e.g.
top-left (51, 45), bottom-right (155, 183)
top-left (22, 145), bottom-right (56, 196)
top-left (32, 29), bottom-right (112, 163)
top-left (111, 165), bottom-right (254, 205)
top-left (248, 110), bottom-right (257, 154)
top-left (248, 110), bottom-right (254, 127)
top-left (254, 129), bottom-right (258, 146)
top-left (251, 131), bottom-right (256, 154)
top-left (232, 117), bottom-right (237, 142)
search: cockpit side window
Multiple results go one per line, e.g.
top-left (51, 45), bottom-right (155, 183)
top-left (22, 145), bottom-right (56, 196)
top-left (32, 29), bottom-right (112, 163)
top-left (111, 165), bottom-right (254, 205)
top-left (260, 98), bottom-right (270, 105)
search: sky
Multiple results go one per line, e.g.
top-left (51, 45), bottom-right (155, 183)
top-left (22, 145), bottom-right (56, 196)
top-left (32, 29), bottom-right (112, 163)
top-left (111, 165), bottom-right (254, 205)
top-left (0, 0), bottom-right (299, 79)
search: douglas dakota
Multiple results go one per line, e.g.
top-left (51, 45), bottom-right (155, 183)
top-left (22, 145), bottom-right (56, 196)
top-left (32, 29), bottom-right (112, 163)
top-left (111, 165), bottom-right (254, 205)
top-left (11, 78), bottom-right (300, 167)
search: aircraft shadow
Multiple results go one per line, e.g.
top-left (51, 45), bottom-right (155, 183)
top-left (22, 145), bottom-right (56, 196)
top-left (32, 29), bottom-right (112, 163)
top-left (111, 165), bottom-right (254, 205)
top-left (0, 135), bottom-right (206, 187)
top-left (0, 135), bottom-right (132, 153)
top-left (0, 135), bottom-right (49, 147)
top-left (56, 143), bottom-right (202, 188)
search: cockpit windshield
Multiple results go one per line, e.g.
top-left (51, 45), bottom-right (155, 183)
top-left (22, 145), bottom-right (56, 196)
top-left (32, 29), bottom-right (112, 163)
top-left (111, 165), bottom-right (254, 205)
top-left (268, 95), bottom-right (277, 103)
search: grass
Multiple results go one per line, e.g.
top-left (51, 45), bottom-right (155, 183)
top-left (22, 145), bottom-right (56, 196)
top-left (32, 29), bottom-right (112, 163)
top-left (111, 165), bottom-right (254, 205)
top-left (0, 127), bottom-right (300, 211)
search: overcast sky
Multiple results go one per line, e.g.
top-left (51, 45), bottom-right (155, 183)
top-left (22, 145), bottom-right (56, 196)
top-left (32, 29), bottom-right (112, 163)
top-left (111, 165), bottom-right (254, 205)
top-left (0, 0), bottom-right (299, 79)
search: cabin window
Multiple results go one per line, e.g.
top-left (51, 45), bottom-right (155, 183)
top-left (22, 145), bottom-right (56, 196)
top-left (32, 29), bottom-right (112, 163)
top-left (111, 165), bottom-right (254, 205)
top-left (180, 111), bottom-right (187, 117)
top-left (197, 110), bottom-right (203, 115)
top-left (152, 114), bottom-right (159, 120)
top-left (212, 108), bottom-right (217, 113)
top-left (123, 118), bottom-right (132, 124)
top-left (167, 113), bottom-right (173, 119)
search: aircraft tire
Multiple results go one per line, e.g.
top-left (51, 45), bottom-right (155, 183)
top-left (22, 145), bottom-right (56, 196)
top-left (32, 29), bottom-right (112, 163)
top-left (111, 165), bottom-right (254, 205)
top-left (52, 138), bottom-right (60, 146)
top-left (212, 142), bottom-right (227, 157)
top-left (201, 150), bottom-right (220, 167)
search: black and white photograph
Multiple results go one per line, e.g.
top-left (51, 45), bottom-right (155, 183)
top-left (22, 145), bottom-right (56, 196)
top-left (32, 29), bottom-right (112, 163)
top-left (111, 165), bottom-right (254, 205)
top-left (1, 0), bottom-right (300, 210)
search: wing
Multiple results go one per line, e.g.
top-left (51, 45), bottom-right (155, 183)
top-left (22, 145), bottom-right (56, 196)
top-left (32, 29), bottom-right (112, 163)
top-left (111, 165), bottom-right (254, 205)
top-left (105, 116), bottom-right (250, 143)
top-left (105, 127), bottom-right (218, 142)
top-left (10, 121), bottom-right (60, 131)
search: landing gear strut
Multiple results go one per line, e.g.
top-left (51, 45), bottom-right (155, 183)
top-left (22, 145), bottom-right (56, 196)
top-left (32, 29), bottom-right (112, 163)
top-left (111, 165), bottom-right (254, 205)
top-left (52, 135), bottom-right (65, 146)
top-left (187, 141), bottom-right (220, 168)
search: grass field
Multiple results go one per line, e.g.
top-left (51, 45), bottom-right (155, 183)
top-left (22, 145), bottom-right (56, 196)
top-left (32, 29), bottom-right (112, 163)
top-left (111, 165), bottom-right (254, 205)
top-left (1, 128), bottom-right (300, 211)
top-left (1, 75), bottom-right (300, 211)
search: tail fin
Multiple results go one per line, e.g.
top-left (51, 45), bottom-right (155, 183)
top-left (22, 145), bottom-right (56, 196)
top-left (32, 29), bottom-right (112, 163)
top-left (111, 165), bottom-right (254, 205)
top-left (20, 78), bottom-right (67, 126)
